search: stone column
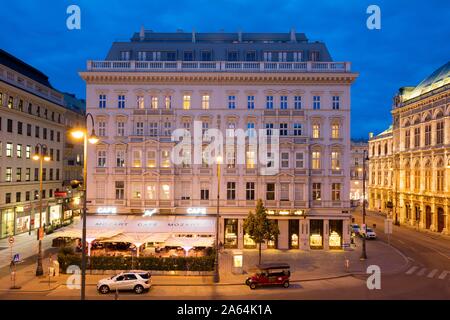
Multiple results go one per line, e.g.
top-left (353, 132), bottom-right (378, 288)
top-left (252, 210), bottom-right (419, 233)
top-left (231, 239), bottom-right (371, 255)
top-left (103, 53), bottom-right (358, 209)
top-left (323, 219), bottom-right (329, 250)
top-left (237, 219), bottom-right (244, 249)
top-left (300, 219), bottom-right (309, 251)
top-left (277, 220), bottom-right (289, 250)
top-left (430, 203), bottom-right (437, 232)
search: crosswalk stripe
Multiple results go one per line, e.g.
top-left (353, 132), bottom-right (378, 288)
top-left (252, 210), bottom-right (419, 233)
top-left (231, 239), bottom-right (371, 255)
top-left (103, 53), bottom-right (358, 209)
top-left (438, 271), bottom-right (448, 280)
top-left (406, 266), bottom-right (418, 275)
top-left (417, 268), bottom-right (427, 276)
top-left (427, 269), bottom-right (438, 278)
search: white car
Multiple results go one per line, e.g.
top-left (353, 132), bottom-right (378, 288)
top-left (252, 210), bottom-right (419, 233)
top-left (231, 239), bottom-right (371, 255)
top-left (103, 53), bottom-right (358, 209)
top-left (362, 228), bottom-right (377, 239)
top-left (97, 271), bottom-right (151, 294)
top-left (350, 224), bottom-right (361, 235)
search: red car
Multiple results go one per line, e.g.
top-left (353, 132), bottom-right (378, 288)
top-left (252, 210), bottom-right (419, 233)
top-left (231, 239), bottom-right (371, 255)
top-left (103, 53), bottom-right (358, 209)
top-left (245, 263), bottom-right (291, 289)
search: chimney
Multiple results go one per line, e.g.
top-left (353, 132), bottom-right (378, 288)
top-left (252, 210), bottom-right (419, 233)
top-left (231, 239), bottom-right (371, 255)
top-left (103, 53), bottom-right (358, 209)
top-left (290, 27), bottom-right (297, 42)
top-left (139, 25), bottom-right (145, 41)
top-left (192, 28), bottom-right (196, 43)
top-left (238, 29), bottom-right (242, 42)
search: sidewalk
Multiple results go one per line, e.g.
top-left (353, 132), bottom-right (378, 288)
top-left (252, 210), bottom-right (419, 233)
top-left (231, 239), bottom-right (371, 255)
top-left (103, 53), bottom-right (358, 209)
top-left (0, 236), bottom-right (409, 294)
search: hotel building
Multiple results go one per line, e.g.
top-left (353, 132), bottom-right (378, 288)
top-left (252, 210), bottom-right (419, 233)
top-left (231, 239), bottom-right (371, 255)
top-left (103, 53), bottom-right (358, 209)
top-left (0, 49), bottom-right (83, 239)
top-left (80, 29), bottom-right (358, 250)
top-left (369, 61), bottom-right (449, 234)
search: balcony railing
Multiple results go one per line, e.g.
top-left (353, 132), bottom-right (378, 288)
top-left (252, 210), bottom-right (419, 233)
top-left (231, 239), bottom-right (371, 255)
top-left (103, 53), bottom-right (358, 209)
top-left (87, 60), bottom-right (351, 73)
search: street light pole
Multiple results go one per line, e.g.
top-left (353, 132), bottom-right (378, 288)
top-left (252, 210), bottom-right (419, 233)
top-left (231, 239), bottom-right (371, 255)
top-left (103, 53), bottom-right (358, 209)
top-left (360, 150), bottom-right (368, 260)
top-left (214, 155), bottom-right (222, 283)
top-left (34, 143), bottom-right (49, 276)
top-left (71, 113), bottom-right (98, 300)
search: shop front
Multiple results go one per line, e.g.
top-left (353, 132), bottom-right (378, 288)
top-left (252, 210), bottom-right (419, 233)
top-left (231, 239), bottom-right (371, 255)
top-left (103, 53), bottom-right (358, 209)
top-left (49, 203), bottom-right (63, 227)
top-left (1, 208), bottom-right (15, 239)
top-left (224, 218), bottom-right (238, 248)
top-left (328, 220), bottom-right (343, 249)
top-left (309, 219), bottom-right (324, 249)
top-left (15, 206), bottom-right (32, 235)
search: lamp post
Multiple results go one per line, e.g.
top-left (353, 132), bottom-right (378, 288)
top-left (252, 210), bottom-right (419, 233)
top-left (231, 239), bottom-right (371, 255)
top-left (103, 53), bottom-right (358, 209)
top-left (33, 143), bottom-right (50, 276)
top-left (214, 155), bottom-right (222, 283)
top-left (70, 113), bottom-right (98, 300)
top-left (360, 150), bottom-right (369, 260)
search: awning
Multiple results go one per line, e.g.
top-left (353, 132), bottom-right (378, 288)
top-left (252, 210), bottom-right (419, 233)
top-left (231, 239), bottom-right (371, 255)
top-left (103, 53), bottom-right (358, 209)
top-left (56, 226), bottom-right (123, 241)
top-left (163, 236), bottom-right (215, 247)
top-left (98, 232), bottom-right (170, 244)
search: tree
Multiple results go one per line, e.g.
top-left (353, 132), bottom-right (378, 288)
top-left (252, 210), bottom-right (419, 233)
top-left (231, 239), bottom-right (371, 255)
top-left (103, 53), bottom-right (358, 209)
top-left (243, 199), bottom-right (280, 265)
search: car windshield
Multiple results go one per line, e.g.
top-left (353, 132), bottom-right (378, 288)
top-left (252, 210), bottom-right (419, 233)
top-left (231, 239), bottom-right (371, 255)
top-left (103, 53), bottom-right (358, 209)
top-left (367, 228), bottom-right (373, 232)
top-left (139, 273), bottom-right (150, 279)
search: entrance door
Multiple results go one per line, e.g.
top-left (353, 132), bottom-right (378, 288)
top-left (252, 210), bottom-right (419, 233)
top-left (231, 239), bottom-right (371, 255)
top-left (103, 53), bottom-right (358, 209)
top-left (425, 206), bottom-right (432, 229)
top-left (437, 207), bottom-right (445, 232)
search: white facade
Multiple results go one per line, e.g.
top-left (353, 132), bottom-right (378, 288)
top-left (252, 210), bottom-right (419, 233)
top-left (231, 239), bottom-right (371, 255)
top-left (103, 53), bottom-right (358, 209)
top-left (81, 31), bottom-right (358, 250)
top-left (349, 141), bottom-right (368, 206)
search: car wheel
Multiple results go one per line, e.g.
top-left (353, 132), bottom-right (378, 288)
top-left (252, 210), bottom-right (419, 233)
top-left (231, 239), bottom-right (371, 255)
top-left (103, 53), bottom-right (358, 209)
top-left (134, 285), bottom-right (144, 294)
top-left (283, 281), bottom-right (290, 288)
top-left (245, 279), bottom-right (250, 286)
top-left (99, 285), bottom-right (110, 294)
top-left (249, 283), bottom-right (257, 290)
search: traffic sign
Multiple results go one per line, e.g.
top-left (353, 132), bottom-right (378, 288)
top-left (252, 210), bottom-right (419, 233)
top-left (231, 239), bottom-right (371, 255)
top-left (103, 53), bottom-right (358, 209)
top-left (8, 236), bottom-right (14, 245)
top-left (13, 254), bottom-right (20, 263)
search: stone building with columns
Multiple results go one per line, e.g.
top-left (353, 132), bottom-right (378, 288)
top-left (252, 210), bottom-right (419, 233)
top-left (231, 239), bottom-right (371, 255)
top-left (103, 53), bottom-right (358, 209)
top-left (80, 29), bottom-right (358, 250)
top-left (369, 61), bottom-right (449, 234)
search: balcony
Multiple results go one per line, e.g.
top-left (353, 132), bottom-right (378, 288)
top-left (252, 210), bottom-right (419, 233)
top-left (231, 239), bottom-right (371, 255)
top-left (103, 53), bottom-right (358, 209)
top-left (87, 61), bottom-right (352, 73)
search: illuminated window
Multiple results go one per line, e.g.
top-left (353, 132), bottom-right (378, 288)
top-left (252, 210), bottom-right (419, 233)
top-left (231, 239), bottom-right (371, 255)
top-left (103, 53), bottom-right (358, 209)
top-left (331, 151), bottom-right (340, 170)
top-left (132, 183), bottom-right (142, 199)
top-left (160, 184), bottom-right (170, 200)
top-left (146, 184), bottom-right (156, 199)
top-left (97, 150), bottom-right (106, 167)
top-left (312, 183), bottom-right (321, 200)
top-left (183, 95), bottom-right (191, 110)
top-left (164, 96), bottom-right (171, 109)
top-left (5, 167), bottom-right (12, 182)
top-left (312, 124), bottom-right (320, 138)
top-left (312, 151), bottom-right (321, 169)
top-left (246, 151), bottom-right (255, 169)
top-left (331, 123), bottom-right (340, 139)
top-left (146, 151), bottom-right (156, 168)
top-left (16, 144), bottom-right (22, 158)
top-left (116, 150), bottom-right (125, 167)
top-left (201, 95), bottom-right (210, 110)
top-left (332, 183), bottom-right (341, 201)
top-left (137, 96), bottom-right (145, 109)
top-left (161, 150), bottom-right (170, 167)
top-left (151, 96), bottom-right (158, 109)
top-left (6, 143), bottom-right (12, 157)
top-left (132, 150), bottom-right (142, 167)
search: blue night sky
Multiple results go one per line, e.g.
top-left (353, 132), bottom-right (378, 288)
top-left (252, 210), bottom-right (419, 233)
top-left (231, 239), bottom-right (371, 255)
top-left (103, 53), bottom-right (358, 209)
top-left (1, 0), bottom-right (449, 139)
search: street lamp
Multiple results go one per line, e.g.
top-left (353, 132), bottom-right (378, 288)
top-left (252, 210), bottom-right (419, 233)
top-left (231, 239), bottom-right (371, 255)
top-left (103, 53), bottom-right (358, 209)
top-left (70, 113), bottom-right (98, 300)
top-left (33, 143), bottom-right (50, 276)
top-left (360, 150), bottom-right (369, 260)
top-left (214, 155), bottom-right (222, 283)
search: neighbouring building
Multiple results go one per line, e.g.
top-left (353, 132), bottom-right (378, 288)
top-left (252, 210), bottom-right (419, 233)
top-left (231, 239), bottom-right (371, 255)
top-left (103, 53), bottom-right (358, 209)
top-left (369, 61), bottom-right (449, 234)
top-left (0, 49), bottom-right (81, 239)
top-left (349, 140), bottom-right (368, 206)
top-left (80, 28), bottom-right (358, 250)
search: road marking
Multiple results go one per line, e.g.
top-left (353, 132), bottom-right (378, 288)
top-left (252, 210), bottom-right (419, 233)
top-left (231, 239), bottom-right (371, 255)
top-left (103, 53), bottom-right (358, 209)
top-left (427, 269), bottom-right (438, 278)
top-left (408, 246), bottom-right (417, 252)
top-left (397, 239), bottom-right (406, 245)
top-left (438, 271), bottom-right (448, 280)
top-left (417, 268), bottom-right (427, 276)
top-left (406, 266), bottom-right (418, 275)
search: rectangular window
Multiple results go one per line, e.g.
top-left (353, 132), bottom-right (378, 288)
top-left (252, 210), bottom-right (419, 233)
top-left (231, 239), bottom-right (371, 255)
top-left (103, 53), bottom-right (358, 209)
top-left (246, 182), bottom-right (255, 200)
top-left (131, 183), bottom-right (142, 199)
top-left (57, 131), bottom-right (60, 142)
top-left (137, 51), bottom-right (146, 61)
top-left (331, 151), bottom-right (341, 170)
top-left (181, 181), bottom-right (191, 200)
top-left (246, 51), bottom-right (256, 61)
top-left (263, 52), bottom-right (273, 61)
top-left (266, 96), bottom-right (274, 109)
top-left (25, 168), bottom-right (30, 181)
top-left (279, 123), bottom-right (288, 136)
top-left (436, 121), bottom-right (444, 144)
top-left (201, 51), bottom-right (212, 61)
top-left (247, 96), bottom-right (255, 109)
top-left (43, 128), bottom-right (47, 140)
top-left (294, 96), bottom-right (302, 109)
top-left (228, 95), bottom-right (236, 109)
top-left (17, 122), bottom-right (22, 135)
top-left (115, 181), bottom-right (125, 200)
top-left (280, 183), bottom-right (289, 201)
top-left (201, 95), bottom-right (210, 110)
top-left (247, 122), bottom-right (256, 138)
top-left (183, 95), bottom-right (191, 110)
top-left (425, 124), bottom-right (432, 146)
top-left (278, 52), bottom-right (287, 62)
top-left (116, 150), bottom-right (125, 167)
top-left (414, 127), bottom-right (420, 147)
top-left (27, 124), bottom-right (31, 136)
top-left (164, 96), bottom-right (171, 109)
top-left (312, 124), bottom-right (320, 139)
top-left (147, 151), bottom-right (156, 168)
top-left (227, 51), bottom-right (238, 61)
top-left (312, 151), bottom-right (321, 169)
top-left (136, 122), bottom-right (144, 135)
top-left (49, 168), bottom-right (53, 181)
top-left (148, 122), bottom-right (158, 136)
top-left (265, 123), bottom-right (273, 136)
top-left (99, 94), bottom-right (106, 108)
top-left (146, 184), bottom-right (156, 200)
top-left (118, 95), bottom-right (126, 109)
top-left (332, 183), bottom-right (341, 201)
top-left (405, 129), bottom-right (410, 149)
top-left (26, 191), bottom-right (30, 201)
top-left (295, 152), bottom-right (304, 168)
top-left (7, 119), bottom-right (13, 132)
top-left (137, 96), bottom-right (145, 109)
top-left (6, 167), bottom-right (12, 182)
top-left (6, 143), bottom-right (12, 157)
top-left (97, 150), bottom-right (106, 167)
top-left (98, 121), bottom-right (106, 137)
top-left (280, 96), bottom-right (288, 109)
top-left (120, 51), bottom-right (130, 61)
top-left (293, 51), bottom-right (303, 62)
top-left (281, 152), bottom-right (289, 168)
top-left (332, 96), bottom-right (340, 110)
top-left (313, 96), bottom-right (321, 110)
top-left (163, 122), bottom-right (172, 136)
top-left (16, 144), bottom-right (22, 158)
top-left (312, 183), bottom-right (321, 200)
top-left (34, 168), bottom-right (38, 181)
top-left (266, 183), bottom-right (275, 200)
top-left (183, 51), bottom-right (193, 61)
top-left (151, 96), bottom-right (158, 109)
top-left (8, 97), bottom-right (13, 109)
top-left (50, 130), bottom-right (54, 141)
top-left (161, 150), bottom-right (171, 167)
top-left (117, 122), bottom-right (125, 136)
top-left (200, 184), bottom-right (210, 200)
top-left (331, 124), bottom-right (340, 139)
top-left (293, 123), bottom-right (302, 136)
top-left (160, 184), bottom-right (170, 200)
top-left (246, 151), bottom-right (256, 169)
top-left (16, 168), bottom-right (22, 182)
top-left (226, 182), bottom-right (236, 200)
top-left (295, 183), bottom-right (304, 200)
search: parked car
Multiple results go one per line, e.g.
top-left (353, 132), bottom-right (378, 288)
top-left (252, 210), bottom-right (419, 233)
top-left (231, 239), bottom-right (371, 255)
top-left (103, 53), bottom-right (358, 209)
top-left (97, 271), bottom-right (151, 294)
top-left (245, 263), bottom-right (290, 290)
top-left (361, 228), bottom-right (377, 239)
top-left (350, 224), bottom-right (360, 235)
